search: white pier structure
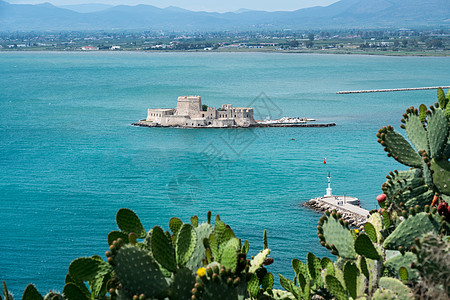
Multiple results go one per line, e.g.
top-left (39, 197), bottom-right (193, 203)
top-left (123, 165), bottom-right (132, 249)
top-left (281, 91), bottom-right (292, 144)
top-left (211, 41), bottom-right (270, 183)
top-left (306, 174), bottom-right (370, 224)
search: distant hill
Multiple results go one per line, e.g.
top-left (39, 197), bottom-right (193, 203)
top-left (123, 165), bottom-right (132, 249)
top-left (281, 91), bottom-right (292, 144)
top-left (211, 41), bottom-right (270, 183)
top-left (0, 0), bottom-right (448, 31)
top-left (59, 3), bottom-right (113, 13)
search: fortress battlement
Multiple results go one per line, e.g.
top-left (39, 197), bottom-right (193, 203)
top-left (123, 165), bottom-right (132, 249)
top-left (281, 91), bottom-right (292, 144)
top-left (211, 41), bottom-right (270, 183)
top-left (145, 96), bottom-right (256, 128)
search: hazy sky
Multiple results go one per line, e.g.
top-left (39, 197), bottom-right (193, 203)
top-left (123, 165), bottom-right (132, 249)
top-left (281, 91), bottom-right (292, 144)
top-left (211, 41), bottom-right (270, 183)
top-left (6, 0), bottom-right (340, 12)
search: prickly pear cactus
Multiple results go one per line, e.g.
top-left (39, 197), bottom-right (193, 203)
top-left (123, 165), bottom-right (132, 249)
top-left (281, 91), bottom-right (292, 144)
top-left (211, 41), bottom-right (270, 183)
top-left (377, 88), bottom-right (450, 211)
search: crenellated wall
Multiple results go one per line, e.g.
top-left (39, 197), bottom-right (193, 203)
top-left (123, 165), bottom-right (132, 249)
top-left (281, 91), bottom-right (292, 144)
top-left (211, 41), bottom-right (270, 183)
top-left (146, 96), bottom-right (256, 128)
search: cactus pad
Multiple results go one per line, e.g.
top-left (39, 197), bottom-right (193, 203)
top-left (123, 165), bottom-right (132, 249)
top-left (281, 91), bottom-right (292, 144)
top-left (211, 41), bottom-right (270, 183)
top-left (279, 274), bottom-right (300, 299)
top-left (404, 112), bottom-right (429, 153)
top-left (249, 249), bottom-right (270, 273)
top-left (68, 257), bottom-right (111, 282)
top-left (378, 127), bottom-right (422, 168)
top-left (325, 275), bottom-right (347, 300)
top-left (150, 225), bottom-right (177, 272)
top-left (430, 158), bottom-right (450, 195)
top-left (355, 233), bottom-right (380, 260)
top-left (116, 208), bottom-right (146, 238)
top-left (378, 277), bottom-right (413, 299)
top-left (220, 242), bottom-right (238, 271)
top-left (22, 284), bottom-right (44, 300)
top-left (319, 211), bottom-right (357, 258)
top-left (427, 108), bottom-right (449, 158)
top-left (186, 223), bottom-right (213, 270)
top-left (247, 274), bottom-right (260, 299)
top-left (107, 231), bottom-right (129, 246)
top-left (261, 272), bottom-right (274, 291)
top-left (368, 213), bottom-right (384, 242)
top-left (62, 283), bottom-right (89, 300)
top-left (113, 244), bottom-right (168, 298)
top-left (292, 258), bottom-right (309, 281)
top-left (169, 217), bottom-right (183, 235)
top-left (364, 222), bottom-right (378, 243)
top-left (383, 212), bottom-right (441, 250)
top-left (170, 267), bottom-right (196, 300)
top-left (343, 261), bottom-right (358, 299)
top-left (307, 252), bottom-right (323, 288)
top-left (176, 224), bottom-right (197, 268)
top-left (384, 251), bottom-right (418, 280)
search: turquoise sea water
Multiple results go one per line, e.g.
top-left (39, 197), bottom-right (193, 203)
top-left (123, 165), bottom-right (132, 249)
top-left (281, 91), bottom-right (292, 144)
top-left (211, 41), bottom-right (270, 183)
top-left (0, 52), bottom-right (449, 295)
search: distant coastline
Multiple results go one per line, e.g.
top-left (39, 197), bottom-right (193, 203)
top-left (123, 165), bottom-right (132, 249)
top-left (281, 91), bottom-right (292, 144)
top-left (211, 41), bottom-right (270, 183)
top-left (1, 49), bottom-right (449, 57)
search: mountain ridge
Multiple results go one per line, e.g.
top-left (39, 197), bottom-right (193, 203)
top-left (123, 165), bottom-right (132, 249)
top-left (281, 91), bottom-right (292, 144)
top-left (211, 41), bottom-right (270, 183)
top-left (0, 0), bottom-right (448, 31)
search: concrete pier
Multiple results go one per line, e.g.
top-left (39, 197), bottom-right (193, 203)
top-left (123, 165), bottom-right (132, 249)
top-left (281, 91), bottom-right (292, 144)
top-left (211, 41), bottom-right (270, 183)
top-left (337, 86), bottom-right (450, 94)
top-left (304, 197), bottom-right (369, 227)
top-left (304, 173), bottom-right (369, 227)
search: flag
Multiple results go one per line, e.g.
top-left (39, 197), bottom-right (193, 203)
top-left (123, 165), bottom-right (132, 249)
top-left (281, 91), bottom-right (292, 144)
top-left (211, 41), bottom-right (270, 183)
top-left (323, 158), bottom-right (326, 164)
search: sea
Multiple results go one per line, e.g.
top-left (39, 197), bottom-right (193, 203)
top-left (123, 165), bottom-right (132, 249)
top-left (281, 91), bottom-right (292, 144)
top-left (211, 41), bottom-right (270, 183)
top-left (0, 51), bottom-right (449, 295)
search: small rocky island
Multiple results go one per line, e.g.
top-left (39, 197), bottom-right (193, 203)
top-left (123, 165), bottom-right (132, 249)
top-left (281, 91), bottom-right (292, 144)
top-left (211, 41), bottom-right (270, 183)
top-left (132, 95), bottom-right (336, 128)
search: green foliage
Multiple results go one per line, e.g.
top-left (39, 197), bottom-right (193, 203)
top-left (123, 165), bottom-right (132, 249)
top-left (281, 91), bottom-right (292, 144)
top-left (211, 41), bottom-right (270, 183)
top-left (383, 211), bottom-right (441, 250)
top-left (318, 211), bottom-right (357, 258)
top-left (22, 284), bottom-right (43, 300)
top-left (115, 208), bottom-right (146, 238)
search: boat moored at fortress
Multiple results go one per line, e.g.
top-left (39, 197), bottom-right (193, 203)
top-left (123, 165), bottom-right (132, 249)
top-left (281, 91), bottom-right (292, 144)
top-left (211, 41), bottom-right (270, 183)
top-left (132, 95), bottom-right (336, 128)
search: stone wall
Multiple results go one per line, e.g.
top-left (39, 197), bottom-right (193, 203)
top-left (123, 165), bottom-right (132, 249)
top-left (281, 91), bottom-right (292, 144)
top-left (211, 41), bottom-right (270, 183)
top-left (175, 96), bottom-right (202, 117)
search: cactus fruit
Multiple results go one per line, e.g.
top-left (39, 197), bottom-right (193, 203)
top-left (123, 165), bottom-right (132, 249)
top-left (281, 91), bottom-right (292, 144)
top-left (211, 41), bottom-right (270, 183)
top-left (377, 194), bottom-right (387, 207)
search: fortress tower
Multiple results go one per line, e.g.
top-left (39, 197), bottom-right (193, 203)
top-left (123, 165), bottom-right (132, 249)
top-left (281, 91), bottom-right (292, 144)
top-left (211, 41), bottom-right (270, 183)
top-left (175, 96), bottom-right (202, 117)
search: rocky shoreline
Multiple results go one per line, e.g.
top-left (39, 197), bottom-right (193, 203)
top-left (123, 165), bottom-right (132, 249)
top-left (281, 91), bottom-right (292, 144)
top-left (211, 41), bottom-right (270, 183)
top-left (303, 198), bottom-right (368, 228)
top-left (132, 120), bottom-right (336, 128)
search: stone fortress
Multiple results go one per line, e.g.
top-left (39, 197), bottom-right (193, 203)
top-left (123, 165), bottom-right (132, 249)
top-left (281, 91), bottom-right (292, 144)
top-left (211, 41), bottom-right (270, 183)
top-left (145, 96), bottom-right (257, 128)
